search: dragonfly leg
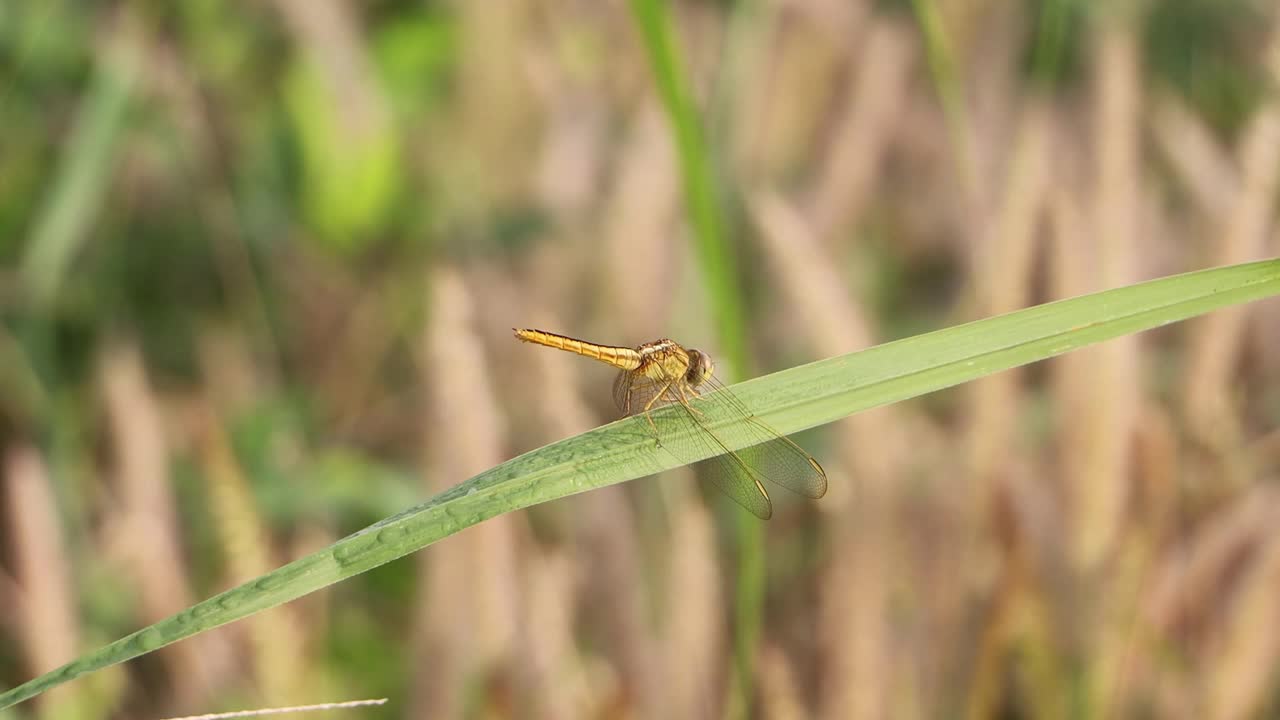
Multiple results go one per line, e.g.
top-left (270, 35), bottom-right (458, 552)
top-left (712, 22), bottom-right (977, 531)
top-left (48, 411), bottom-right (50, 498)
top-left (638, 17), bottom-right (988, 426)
top-left (642, 381), bottom-right (674, 414)
top-left (641, 381), bottom-right (673, 435)
top-left (676, 383), bottom-right (705, 417)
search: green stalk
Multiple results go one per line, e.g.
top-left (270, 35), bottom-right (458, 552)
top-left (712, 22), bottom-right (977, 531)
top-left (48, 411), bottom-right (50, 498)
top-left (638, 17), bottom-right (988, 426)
top-left (626, 0), bottom-right (763, 712)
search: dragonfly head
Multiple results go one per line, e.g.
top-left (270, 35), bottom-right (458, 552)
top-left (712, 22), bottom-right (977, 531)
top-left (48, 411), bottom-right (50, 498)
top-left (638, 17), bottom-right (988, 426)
top-left (686, 349), bottom-right (715, 388)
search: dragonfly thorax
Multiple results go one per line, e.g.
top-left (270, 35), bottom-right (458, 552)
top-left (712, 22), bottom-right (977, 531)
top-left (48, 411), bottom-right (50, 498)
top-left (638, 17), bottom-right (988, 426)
top-left (636, 338), bottom-right (699, 385)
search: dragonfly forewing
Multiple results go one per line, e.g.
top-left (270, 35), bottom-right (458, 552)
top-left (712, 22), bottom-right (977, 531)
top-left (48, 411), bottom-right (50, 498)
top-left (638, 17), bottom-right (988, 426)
top-left (621, 372), bottom-right (827, 519)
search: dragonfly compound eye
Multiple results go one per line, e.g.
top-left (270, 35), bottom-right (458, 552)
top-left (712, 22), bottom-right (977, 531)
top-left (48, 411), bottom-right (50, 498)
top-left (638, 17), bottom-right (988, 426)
top-left (687, 350), bottom-right (715, 386)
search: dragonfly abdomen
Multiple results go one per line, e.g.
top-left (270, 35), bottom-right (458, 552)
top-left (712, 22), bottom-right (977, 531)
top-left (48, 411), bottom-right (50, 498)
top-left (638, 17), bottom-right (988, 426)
top-left (514, 328), bottom-right (642, 370)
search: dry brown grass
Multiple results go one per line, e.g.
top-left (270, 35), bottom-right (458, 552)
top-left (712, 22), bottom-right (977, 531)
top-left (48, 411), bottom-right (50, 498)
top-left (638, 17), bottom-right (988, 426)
top-left (6, 1), bottom-right (1280, 718)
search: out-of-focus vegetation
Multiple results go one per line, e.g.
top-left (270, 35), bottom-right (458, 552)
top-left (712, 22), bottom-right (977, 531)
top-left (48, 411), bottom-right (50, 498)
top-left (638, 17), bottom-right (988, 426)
top-left (3, 1), bottom-right (1280, 718)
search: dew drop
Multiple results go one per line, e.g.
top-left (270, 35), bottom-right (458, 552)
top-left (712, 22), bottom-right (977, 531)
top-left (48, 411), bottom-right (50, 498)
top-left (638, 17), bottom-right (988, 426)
top-left (191, 603), bottom-right (218, 620)
top-left (134, 627), bottom-right (165, 651)
top-left (377, 525), bottom-right (408, 545)
top-left (332, 535), bottom-right (378, 567)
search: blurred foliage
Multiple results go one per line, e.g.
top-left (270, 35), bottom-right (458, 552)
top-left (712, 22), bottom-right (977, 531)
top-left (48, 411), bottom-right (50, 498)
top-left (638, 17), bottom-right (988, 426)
top-left (3, 0), bottom-right (1280, 717)
top-left (286, 57), bottom-right (402, 251)
top-left (2, 0), bottom-right (1269, 396)
top-left (1144, 0), bottom-right (1272, 138)
top-left (1024, 0), bottom-right (1087, 88)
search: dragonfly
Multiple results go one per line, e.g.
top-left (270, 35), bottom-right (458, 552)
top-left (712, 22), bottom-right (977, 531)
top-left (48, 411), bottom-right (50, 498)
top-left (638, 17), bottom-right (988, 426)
top-left (514, 328), bottom-right (827, 518)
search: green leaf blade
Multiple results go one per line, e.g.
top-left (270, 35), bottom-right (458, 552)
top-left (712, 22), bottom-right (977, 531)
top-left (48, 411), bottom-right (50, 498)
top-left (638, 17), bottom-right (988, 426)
top-left (3, 258), bottom-right (1279, 710)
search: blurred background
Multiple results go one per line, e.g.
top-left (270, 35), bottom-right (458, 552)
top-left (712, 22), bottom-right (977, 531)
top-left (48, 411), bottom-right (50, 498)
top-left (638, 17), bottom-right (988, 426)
top-left (4, 0), bottom-right (1280, 718)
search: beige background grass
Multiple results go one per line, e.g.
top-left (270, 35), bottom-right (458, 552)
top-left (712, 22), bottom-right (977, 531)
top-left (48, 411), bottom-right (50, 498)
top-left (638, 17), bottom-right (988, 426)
top-left (4, 1), bottom-right (1280, 718)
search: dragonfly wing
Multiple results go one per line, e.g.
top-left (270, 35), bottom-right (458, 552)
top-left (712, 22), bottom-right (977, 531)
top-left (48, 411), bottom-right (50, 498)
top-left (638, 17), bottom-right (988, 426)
top-left (727, 434), bottom-right (827, 499)
top-left (613, 370), bottom-right (678, 417)
top-left (691, 432), bottom-right (776, 519)
top-left (650, 400), bottom-right (775, 519)
top-left (618, 370), bottom-right (823, 518)
top-left (692, 375), bottom-right (828, 500)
